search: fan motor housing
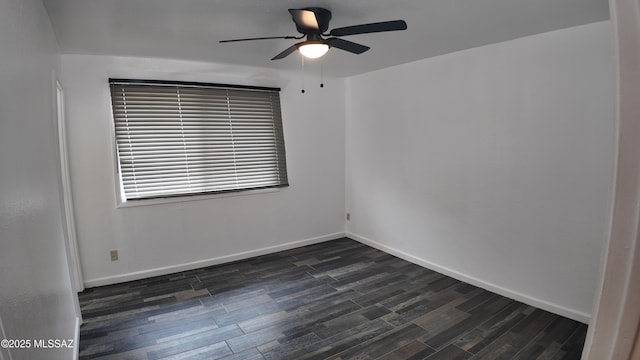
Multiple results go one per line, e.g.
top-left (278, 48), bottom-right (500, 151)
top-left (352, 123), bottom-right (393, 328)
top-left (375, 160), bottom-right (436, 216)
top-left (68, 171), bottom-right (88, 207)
top-left (300, 7), bottom-right (332, 34)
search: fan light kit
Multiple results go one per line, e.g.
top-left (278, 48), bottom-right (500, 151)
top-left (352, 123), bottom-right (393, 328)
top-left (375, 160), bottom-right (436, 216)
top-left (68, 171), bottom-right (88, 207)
top-left (220, 7), bottom-right (407, 60)
top-left (298, 43), bottom-right (329, 59)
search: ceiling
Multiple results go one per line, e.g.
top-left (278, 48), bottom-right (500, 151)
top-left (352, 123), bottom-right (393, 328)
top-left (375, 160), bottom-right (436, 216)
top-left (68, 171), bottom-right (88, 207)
top-left (42, 0), bottom-right (609, 78)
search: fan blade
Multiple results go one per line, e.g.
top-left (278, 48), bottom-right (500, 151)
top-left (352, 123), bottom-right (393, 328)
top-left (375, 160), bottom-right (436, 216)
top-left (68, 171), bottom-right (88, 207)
top-left (326, 38), bottom-right (370, 54)
top-left (220, 35), bottom-right (299, 43)
top-left (271, 42), bottom-right (305, 60)
top-left (329, 20), bottom-right (407, 37)
top-left (289, 9), bottom-right (320, 32)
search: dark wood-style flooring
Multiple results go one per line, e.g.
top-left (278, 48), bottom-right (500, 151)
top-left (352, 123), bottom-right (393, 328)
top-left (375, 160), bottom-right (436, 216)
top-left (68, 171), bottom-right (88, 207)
top-left (78, 238), bottom-right (587, 359)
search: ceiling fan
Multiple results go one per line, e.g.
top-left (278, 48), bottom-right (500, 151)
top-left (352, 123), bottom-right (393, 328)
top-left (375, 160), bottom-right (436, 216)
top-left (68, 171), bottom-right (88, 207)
top-left (220, 7), bottom-right (407, 61)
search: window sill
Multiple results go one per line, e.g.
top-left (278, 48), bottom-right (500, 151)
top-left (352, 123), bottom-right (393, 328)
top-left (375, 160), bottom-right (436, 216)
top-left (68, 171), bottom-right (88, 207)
top-left (116, 187), bottom-right (281, 208)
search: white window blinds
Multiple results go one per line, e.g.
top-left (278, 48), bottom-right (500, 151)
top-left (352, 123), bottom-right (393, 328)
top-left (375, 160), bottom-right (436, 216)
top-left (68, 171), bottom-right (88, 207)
top-left (109, 79), bottom-right (288, 201)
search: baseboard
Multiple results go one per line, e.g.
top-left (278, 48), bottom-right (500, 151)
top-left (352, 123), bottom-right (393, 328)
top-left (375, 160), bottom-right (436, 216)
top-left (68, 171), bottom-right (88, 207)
top-left (346, 231), bottom-right (591, 324)
top-left (84, 232), bottom-right (346, 288)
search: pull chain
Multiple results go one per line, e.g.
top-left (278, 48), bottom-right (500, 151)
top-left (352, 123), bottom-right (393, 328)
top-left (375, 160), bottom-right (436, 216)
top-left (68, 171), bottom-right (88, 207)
top-left (301, 55), bottom-right (305, 94)
top-left (320, 57), bottom-right (324, 88)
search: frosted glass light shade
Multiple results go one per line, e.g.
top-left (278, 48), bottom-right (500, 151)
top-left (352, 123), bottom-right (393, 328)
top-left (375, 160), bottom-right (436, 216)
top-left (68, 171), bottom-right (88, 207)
top-left (298, 43), bottom-right (329, 59)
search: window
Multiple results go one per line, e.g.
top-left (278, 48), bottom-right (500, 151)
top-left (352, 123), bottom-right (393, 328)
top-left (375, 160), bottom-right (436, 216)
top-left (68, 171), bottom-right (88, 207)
top-left (109, 79), bottom-right (288, 202)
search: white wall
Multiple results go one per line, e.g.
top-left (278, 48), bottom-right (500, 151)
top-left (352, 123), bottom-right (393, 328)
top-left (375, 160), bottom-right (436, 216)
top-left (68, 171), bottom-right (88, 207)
top-left (345, 21), bottom-right (615, 323)
top-left (59, 55), bottom-right (346, 286)
top-left (0, 0), bottom-right (78, 359)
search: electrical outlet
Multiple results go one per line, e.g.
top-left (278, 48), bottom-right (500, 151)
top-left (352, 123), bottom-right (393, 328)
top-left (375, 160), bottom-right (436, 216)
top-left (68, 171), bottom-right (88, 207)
top-left (346, 212), bottom-right (350, 221)
top-left (110, 250), bottom-right (118, 261)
